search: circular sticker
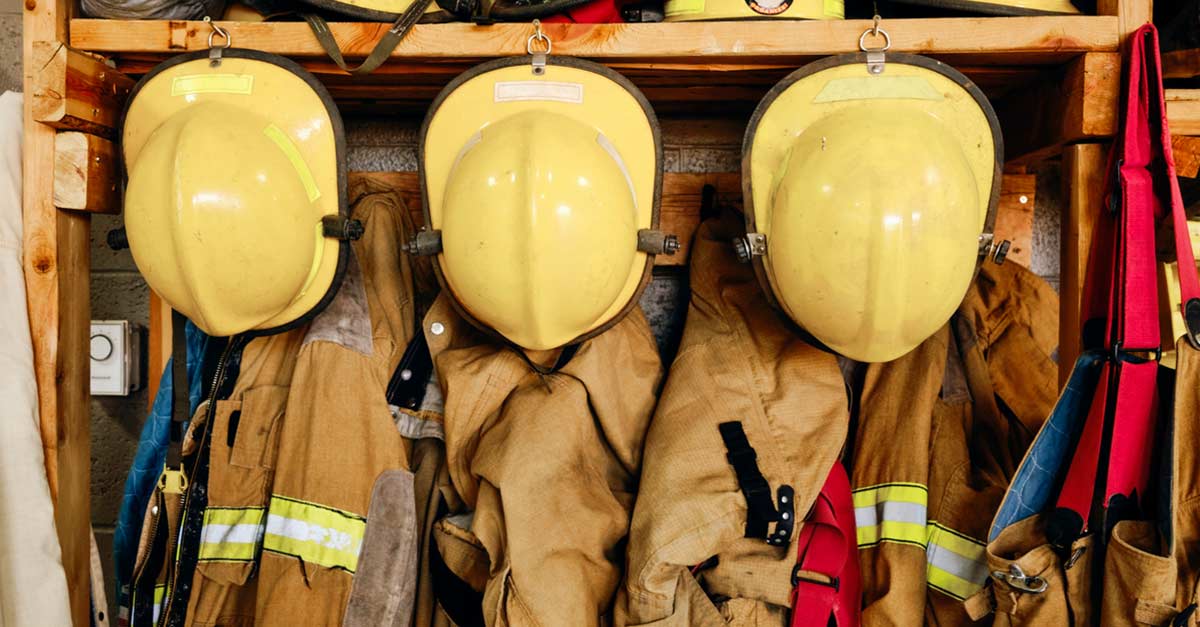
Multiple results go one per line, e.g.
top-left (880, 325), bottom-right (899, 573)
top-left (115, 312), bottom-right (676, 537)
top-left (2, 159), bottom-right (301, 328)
top-left (746, 0), bottom-right (790, 15)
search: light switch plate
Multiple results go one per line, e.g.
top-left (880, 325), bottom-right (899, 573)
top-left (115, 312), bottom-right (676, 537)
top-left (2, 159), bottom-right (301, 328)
top-left (91, 320), bottom-right (142, 396)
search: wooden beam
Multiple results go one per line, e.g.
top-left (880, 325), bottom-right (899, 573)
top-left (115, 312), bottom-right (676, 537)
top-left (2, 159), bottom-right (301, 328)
top-left (70, 17), bottom-right (1118, 64)
top-left (998, 52), bottom-right (1120, 164)
top-left (994, 174), bottom-right (1036, 267)
top-left (1163, 48), bottom-right (1200, 80)
top-left (1097, 0), bottom-right (1151, 39)
top-left (53, 132), bottom-right (118, 213)
top-left (24, 2), bottom-right (92, 624)
top-left (146, 292), bottom-right (172, 407)
top-left (1060, 143), bottom-right (1108, 387)
top-left (31, 41), bottom-right (133, 137)
top-left (1168, 89), bottom-right (1200, 136)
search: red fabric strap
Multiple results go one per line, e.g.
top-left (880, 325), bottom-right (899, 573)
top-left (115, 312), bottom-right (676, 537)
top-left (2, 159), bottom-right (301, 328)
top-left (790, 463), bottom-right (860, 627)
top-left (1055, 24), bottom-right (1192, 541)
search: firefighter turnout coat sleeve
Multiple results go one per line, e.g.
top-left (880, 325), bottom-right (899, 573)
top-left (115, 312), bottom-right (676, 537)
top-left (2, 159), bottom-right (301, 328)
top-left (419, 284), bottom-right (663, 626)
top-left (852, 258), bottom-right (1059, 627)
top-left (618, 210), bottom-right (851, 627)
top-left (0, 90), bottom-right (74, 627)
top-left (181, 179), bottom-right (424, 626)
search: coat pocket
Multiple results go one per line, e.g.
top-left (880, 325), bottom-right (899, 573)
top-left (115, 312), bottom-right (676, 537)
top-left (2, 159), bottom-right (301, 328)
top-left (981, 515), bottom-right (1092, 627)
top-left (1100, 520), bottom-right (1179, 626)
top-left (343, 469), bottom-right (419, 627)
top-left (195, 385), bottom-right (288, 586)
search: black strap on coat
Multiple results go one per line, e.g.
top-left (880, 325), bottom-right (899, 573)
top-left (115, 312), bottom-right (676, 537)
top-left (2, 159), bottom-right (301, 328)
top-left (166, 310), bottom-right (189, 467)
top-left (718, 421), bottom-right (795, 545)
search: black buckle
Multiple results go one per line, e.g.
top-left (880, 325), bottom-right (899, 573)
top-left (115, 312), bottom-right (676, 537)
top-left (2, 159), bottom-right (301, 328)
top-left (1111, 341), bottom-right (1162, 364)
top-left (791, 565), bottom-right (839, 591)
top-left (322, 216), bottom-right (364, 241)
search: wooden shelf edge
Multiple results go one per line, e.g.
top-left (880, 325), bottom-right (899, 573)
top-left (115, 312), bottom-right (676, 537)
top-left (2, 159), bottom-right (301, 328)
top-left (70, 16), bottom-right (1118, 64)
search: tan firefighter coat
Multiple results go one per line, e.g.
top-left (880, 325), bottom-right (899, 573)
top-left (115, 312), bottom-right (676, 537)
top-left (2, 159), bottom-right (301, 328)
top-left (168, 178), bottom-right (426, 627)
top-left (619, 211), bottom-right (1059, 627)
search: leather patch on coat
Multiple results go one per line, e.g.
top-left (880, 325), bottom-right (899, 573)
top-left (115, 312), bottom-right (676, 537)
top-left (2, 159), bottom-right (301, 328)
top-left (343, 469), bottom-right (419, 627)
top-left (305, 250), bottom-right (372, 356)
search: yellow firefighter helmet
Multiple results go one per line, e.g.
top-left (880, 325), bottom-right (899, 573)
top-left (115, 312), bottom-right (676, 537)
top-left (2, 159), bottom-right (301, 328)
top-left (417, 56), bottom-right (670, 351)
top-left (122, 49), bottom-right (353, 337)
top-left (742, 52), bottom-right (1002, 363)
top-left (664, 0), bottom-right (843, 21)
top-left (890, 0), bottom-right (1079, 15)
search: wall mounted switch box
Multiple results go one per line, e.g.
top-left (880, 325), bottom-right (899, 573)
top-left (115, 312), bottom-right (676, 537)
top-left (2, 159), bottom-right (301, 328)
top-left (91, 320), bottom-right (143, 396)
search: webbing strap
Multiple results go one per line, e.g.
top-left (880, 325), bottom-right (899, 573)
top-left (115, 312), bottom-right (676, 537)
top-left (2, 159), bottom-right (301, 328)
top-left (718, 422), bottom-right (778, 539)
top-left (303, 1), bottom-right (433, 77)
top-left (166, 310), bottom-right (189, 467)
top-left (790, 463), bottom-right (859, 627)
top-left (1052, 24), bottom-right (1195, 544)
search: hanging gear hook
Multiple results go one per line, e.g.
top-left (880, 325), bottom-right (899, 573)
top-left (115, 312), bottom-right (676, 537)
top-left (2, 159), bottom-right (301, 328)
top-left (858, 15), bottom-right (890, 75)
top-left (527, 19), bottom-right (552, 75)
top-left (204, 16), bottom-right (233, 67)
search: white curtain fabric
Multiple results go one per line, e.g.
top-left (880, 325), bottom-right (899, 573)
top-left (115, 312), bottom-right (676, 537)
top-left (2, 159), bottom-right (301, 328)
top-left (0, 91), bottom-right (72, 627)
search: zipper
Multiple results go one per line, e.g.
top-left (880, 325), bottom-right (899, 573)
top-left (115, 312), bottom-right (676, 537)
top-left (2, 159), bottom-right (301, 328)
top-left (157, 335), bottom-right (244, 626)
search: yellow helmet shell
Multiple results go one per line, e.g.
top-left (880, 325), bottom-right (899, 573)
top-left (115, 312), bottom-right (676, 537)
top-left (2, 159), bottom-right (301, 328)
top-left (422, 57), bottom-right (662, 351)
top-left (122, 50), bottom-right (347, 337)
top-left (664, 0), bottom-right (842, 21)
top-left (744, 53), bottom-right (1001, 363)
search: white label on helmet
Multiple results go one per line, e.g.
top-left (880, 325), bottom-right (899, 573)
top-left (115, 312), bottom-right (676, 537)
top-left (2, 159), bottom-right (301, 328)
top-left (596, 132), bottom-right (637, 211)
top-left (494, 81), bottom-right (584, 104)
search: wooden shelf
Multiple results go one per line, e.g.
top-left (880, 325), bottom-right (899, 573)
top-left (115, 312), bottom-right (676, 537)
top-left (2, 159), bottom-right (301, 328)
top-left (69, 16), bottom-right (1118, 114)
top-left (1169, 89), bottom-right (1200, 136)
top-left (71, 17), bottom-right (1117, 63)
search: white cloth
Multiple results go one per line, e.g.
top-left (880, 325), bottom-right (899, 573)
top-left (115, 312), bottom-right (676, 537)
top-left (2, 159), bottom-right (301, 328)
top-left (0, 91), bottom-right (72, 627)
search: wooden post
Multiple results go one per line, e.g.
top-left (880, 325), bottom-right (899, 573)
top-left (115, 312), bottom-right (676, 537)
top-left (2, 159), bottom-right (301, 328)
top-left (24, 0), bottom-right (92, 624)
top-left (1060, 143), bottom-right (1109, 386)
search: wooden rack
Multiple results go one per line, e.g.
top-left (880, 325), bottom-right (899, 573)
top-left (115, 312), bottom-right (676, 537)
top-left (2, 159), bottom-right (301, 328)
top-left (21, 0), bottom-right (1183, 622)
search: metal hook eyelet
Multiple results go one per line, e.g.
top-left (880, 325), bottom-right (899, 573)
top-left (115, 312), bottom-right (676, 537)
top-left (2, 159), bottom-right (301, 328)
top-left (204, 16), bottom-right (232, 66)
top-left (526, 19), bottom-right (553, 55)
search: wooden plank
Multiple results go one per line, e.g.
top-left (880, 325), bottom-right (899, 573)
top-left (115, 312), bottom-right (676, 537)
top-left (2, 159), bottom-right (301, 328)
top-left (70, 17), bottom-right (1118, 64)
top-left (1173, 135), bottom-right (1200, 178)
top-left (53, 132), bottom-right (118, 213)
top-left (994, 174), bottom-right (1036, 267)
top-left (146, 292), bottom-right (172, 408)
top-left (31, 41), bottom-right (133, 137)
top-left (1097, 0), bottom-right (1151, 39)
top-left (998, 52), bottom-right (1120, 164)
top-left (25, 4), bottom-right (91, 625)
top-left (1168, 89), bottom-right (1200, 136)
top-left (1164, 48), bottom-right (1200, 80)
top-left (1060, 143), bottom-right (1108, 387)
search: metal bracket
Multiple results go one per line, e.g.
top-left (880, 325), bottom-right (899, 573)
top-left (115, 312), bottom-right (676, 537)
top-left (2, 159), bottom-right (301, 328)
top-left (734, 232), bottom-right (767, 263)
top-left (403, 229), bottom-right (444, 256)
top-left (322, 215), bottom-right (365, 241)
top-left (527, 19), bottom-right (552, 76)
top-left (636, 229), bottom-right (681, 255)
top-left (990, 564), bottom-right (1048, 594)
top-left (978, 233), bottom-right (1010, 265)
top-left (204, 16), bottom-right (232, 67)
top-left (858, 16), bottom-right (891, 75)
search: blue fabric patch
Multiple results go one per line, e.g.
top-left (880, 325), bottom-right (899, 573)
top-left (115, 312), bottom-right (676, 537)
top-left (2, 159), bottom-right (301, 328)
top-left (989, 352), bottom-right (1106, 542)
top-left (113, 322), bottom-right (211, 606)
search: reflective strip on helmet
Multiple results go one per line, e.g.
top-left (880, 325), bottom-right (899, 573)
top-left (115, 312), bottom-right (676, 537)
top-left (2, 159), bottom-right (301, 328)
top-left (198, 506), bottom-right (266, 562)
top-left (170, 74), bottom-right (254, 97)
top-left (262, 494), bottom-right (365, 573)
top-left (262, 124), bottom-right (321, 202)
top-left (853, 483), bottom-right (989, 600)
top-left (853, 482), bottom-right (928, 547)
top-left (595, 132), bottom-right (637, 211)
top-left (926, 522), bottom-right (988, 600)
